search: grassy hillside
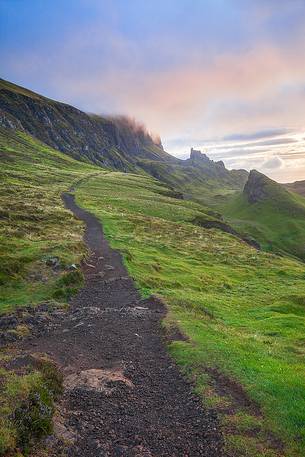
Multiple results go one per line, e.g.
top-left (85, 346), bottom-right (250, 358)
top-left (0, 78), bottom-right (175, 169)
top-left (0, 127), bottom-right (98, 312)
top-left (222, 171), bottom-right (305, 261)
top-left (76, 172), bottom-right (305, 457)
top-left (0, 78), bottom-right (247, 202)
top-left (1, 128), bottom-right (305, 455)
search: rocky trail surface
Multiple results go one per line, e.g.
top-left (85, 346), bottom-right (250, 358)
top-left (21, 193), bottom-right (223, 456)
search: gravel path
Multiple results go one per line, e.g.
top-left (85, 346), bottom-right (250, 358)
top-left (25, 193), bottom-right (223, 456)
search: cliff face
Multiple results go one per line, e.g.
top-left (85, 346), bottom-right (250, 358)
top-left (0, 79), bottom-right (169, 171)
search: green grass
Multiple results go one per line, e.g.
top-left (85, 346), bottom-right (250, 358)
top-left (77, 172), bottom-right (305, 457)
top-left (223, 187), bottom-right (305, 262)
top-left (0, 127), bottom-right (99, 312)
top-left (0, 354), bottom-right (63, 456)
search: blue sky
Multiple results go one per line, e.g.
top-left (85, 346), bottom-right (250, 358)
top-left (1, 0), bottom-right (305, 181)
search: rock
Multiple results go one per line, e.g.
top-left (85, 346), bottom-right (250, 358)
top-left (190, 148), bottom-right (210, 163)
top-left (45, 256), bottom-right (61, 269)
top-left (37, 302), bottom-right (51, 312)
top-left (0, 331), bottom-right (19, 345)
top-left (0, 315), bottom-right (18, 329)
top-left (243, 170), bottom-right (270, 203)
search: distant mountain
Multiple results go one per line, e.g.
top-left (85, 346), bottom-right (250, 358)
top-left (284, 179), bottom-right (305, 197)
top-left (223, 170), bottom-right (305, 260)
top-left (0, 78), bottom-right (247, 200)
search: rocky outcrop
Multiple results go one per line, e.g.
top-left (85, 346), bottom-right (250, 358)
top-left (243, 170), bottom-right (276, 203)
top-left (190, 148), bottom-right (210, 163)
top-left (189, 148), bottom-right (224, 169)
top-left (184, 148), bottom-right (248, 186)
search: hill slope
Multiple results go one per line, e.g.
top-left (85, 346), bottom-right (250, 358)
top-left (284, 179), bottom-right (305, 197)
top-left (76, 171), bottom-right (305, 457)
top-left (0, 78), bottom-right (173, 169)
top-left (0, 126), bottom-right (99, 311)
top-left (0, 78), bottom-right (248, 200)
top-left (0, 125), bottom-right (221, 312)
top-left (223, 170), bottom-right (305, 260)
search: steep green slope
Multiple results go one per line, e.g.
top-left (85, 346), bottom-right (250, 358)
top-left (0, 78), bottom-right (176, 169)
top-left (223, 170), bottom-right (305, 261)
top-left (0, 127), bottom-right (99, 312)
top-left (0, 78), bottom-right (247, 201)
top-left (76, 172), bottom-right (305, 457)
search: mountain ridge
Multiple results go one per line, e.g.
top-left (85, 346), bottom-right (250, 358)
top-left (284, 179), bottom-right (305, 197)
top-left (0, 78), bottom-right (248, 197)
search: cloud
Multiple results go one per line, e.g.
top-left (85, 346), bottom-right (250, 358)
top-left (262, 156), bottom-right (283, 169)
top-left (211, 148), bottom-right (269, 159)
top-left (222, 128), bottom-right (294, 142)
top-left (199, 136), bottom-right (298, 151)
top-left (6, 30), bottom-right (305, 138)
top-left (256, 138), bottom-right (298, 146)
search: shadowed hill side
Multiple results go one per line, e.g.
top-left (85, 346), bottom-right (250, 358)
top-left (244, 170), bottom-right (294, 204)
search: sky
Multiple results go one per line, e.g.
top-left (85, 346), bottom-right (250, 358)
top-left (1, 0), bottom-right (305, 182)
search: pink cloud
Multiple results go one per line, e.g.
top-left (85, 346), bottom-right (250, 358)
top-left (48, 40), bottom-right (305, 140)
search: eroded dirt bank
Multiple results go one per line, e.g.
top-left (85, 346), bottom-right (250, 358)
top-left (21, 192), bottom-right (223, 456)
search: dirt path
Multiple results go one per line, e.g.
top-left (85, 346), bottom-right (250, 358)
top-left (24, 193), bottom-right (223, 456)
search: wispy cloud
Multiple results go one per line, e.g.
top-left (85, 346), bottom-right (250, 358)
top-left (222, 128), bottom-right (294, 142)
